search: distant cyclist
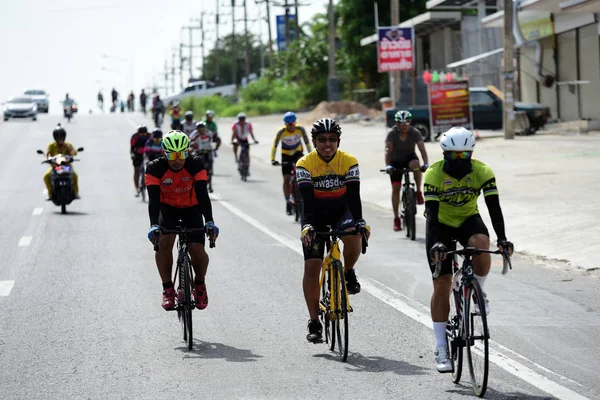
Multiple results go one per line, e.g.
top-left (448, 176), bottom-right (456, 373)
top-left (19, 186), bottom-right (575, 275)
top-left (131, 125), bottom-right (151, 195)
top-left (271, 111), bottom-right (311, 215)
top-left (231, 112), bottom-right (258, 163)
top-left (144, 129), bottom-right (163, 162)
top-left (181, 111), bottom-right (197, 137)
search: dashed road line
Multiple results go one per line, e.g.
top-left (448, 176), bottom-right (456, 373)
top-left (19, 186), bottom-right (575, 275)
top-left (32, 208), bottom-right (43, 216)
top-left (18, 236), bottom-right (32, 247)
top-left (0, 280), bottom-right (15, 296)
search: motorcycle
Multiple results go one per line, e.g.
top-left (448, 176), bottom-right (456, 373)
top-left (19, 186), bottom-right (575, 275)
top-left (37, 148), bottom-right (84, 214)
top-left (63, 105), bottom-right (75, 122)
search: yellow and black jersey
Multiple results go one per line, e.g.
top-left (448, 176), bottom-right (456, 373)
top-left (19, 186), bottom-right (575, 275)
top-left (271, 125), bottom-right (311, 159)
top-left (295, 150), bottom-right (362, 225)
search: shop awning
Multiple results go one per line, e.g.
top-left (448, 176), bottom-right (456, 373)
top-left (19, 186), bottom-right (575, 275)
top-left (360, 11), bottom-right (462, 46)
top-left (559, 0), bottom-right (600, 12)
top-left (426, 0), bottom-right (499, 9)
top-left (446, 48), bottom-right (504, 69)
top-left (481, 9), bottom-right (551, 28)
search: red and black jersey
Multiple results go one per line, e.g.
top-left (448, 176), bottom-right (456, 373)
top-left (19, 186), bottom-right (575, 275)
top-left (145, 156), bottom-right (208, 208)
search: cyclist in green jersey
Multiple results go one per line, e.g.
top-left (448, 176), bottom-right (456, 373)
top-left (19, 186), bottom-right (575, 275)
top-left (204, 110), bottom-right (218, 137)
top-left (423, 127), bottom-right (514, 373)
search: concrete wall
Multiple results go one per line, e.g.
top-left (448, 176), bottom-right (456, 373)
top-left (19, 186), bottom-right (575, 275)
top-left (578, 23), bottom-right (600, 120)
top-left (538, 36), bottom-right (557, 120)
top-left (519, 45), bottom-right (538, 104)
top-left (557, 30), bottom-right (579, 121)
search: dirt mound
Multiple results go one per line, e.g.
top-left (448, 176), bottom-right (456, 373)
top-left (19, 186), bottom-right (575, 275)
top-left (300, 101), bottom-right (381, 125)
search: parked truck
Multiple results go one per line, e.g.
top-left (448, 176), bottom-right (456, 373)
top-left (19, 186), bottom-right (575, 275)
top-left (164, 80), bottom-right (237, 104)
top-left (386, 86), bottom-right (551, 141)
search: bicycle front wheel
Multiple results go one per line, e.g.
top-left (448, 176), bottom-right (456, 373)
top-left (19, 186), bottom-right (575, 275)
top-left (332, 262), bottom-right (349, 362)
top-left (182, 255), bottom-right (194, 350)
top-left (447, 288), bottom-right (463, 383)
top-left (466, 279), bottom-right (489, 397)
top-left (408, 189), bottom-right (416, 241)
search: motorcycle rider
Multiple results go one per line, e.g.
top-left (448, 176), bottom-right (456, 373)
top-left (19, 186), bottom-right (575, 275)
top-left (144, 129), bottom-right (164, 162)
top-left (62, 94), bottom-right (75, 117)
top-left (181, 111), bottom-right (196, 137)
top-left (131, 125), bottom-right (151, 195)
top-left (44, 125), bottom-right (79, 200)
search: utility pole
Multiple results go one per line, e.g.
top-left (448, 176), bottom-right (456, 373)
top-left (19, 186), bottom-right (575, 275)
top-left (390, 0), bottom-right (400, 105)
top-left (327, 0), bottom-right (339, 101)
top-left (244, 0), bottom-right (250, 81)
top-left (164, 60), bottom-right (169, 97)
top-left (232, 0), bottom-right (237, 85)
top-left (503, 0), bottom-right (515, 139)
top-left (255, 0), bottom-right (274, 69)
top-left (201, 12), bottom-right (206, 80)
top-left (216, 0), bottom-right (221, 82)
top-left (172, 48), bottom-right (176, 95)
top-left (294, 0), bottom-right (299, 38)
top-left (179, 43), bottom-right (184, 91)
top-left (284, 0), bottom-right (290, 48)
top-left (188, 26), bottom-right (193, 79)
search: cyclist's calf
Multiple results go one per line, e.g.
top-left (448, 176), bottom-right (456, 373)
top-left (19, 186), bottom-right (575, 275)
top-left (340, 230), bottom-right (363, 271)
top-left (189, 243), bottom-right (209, 283)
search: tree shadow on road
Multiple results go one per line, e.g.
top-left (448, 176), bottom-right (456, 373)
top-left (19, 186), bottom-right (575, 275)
top-left (313, 352), bottom-right (427, 376)
top-left (176, 340), bottom-right (262, 363)
top-left (445, 386), bottom-right (554, 399)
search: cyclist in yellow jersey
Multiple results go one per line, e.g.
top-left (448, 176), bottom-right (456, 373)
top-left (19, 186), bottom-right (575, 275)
top-left (296, 118), bottom-right (370, 343)
top-left (44, 125), bottom-right (79, 199)
top-left (423, 127), bottom-right (513, 373)
top-left (271, 112), bottom-right (312, 215)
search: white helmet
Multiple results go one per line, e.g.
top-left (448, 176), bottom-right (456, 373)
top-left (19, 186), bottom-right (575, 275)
top-left (237, 112), bottom-right (247, 119)
top-left (439, 127), bottom-right (476, 152)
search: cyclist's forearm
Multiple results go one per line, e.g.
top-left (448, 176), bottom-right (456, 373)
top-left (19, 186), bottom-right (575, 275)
top-left (417, 141), bottom-right (428, 164)
top-left (484, 194), bottom-right (506, 241)
top-left (194, 181), bottom-right (214, 223)
top-left (147, 186), bottom-right (161, 226)
top-left (298, 184), bottom-right (315, 225)
top-left (425, 201), bottom-right (441, 244)
top-left (346, 181), bottom-right (363, 221)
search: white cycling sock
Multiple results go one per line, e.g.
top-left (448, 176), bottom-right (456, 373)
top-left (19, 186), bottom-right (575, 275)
top-left (474, 273), bottom-right (487, 292)
top-left (433, 322), bottom-right (447, 348)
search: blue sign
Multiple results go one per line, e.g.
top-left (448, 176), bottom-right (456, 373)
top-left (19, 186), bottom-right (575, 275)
top-left (276, 14), bottom-right (296, 51)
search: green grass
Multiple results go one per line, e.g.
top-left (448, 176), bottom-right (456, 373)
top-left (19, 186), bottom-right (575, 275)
top-left (179, 78), bottom-right (303, 118)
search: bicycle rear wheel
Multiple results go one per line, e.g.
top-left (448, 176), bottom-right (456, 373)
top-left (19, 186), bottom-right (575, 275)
top-left (332, 262), bottom-right (349, 362)
top-left (447, 288), bottom-right (463, 383)
top-left (182, 254), bottom-right (194, 350)
top-left (320, 269), bottom-right (331, 345)
top-left (139, 164), bottom-right (146, 202)
top-left (466, 279), bottom-right (489, 397)
top-left (408, 189), bottom-right (416, 240)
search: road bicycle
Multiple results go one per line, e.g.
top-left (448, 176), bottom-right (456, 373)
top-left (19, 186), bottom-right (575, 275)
top-left (317, 227), bottom-right (368, 362)
top-left (153, 220), bottom-right (216, 350)
top-left (433, 244), bottom-right (511, 397)
top-left (381, 167), bottom-right (421, 240)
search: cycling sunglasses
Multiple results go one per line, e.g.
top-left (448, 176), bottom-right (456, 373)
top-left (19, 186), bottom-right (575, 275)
top-left (316, 136), bottom-right (339, 143)
top-left (164, 151), bottom-right (188, 160)
top-left (445, 151), bottom-right (472, 160)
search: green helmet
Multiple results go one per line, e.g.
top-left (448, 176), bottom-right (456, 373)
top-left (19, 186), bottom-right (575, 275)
top-left (161, 130), bottom-right (190, 152)
top-left (395, 110), bottom-right (412, 123)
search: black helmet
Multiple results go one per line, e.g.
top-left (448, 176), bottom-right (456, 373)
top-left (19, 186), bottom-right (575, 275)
top-left (137, 125), bottom-right (148, 134)
top-left (184, 111), bottom-right (193, 120)
top-left (195, 121), bottom-right (206, 129)
top-left (152, 129), bottom-right (163, 139)
top-left (311, 118), bottom-right (341, 138)
top-left (53, 126), bottom-right (66, 141)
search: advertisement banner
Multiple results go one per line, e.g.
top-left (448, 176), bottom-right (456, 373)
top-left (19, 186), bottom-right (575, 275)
top-left (377, 26), bottom-right (414, 72)
top-left (428, 81), bottom-right (473, 135)
top-left (276, 15), bottom-right (296, 51)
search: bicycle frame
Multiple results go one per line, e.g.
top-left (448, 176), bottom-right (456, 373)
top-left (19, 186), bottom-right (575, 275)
top-left (318, 237), bottom-right (352, 319)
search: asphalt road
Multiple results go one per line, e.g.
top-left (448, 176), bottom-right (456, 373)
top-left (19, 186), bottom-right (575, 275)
top-left (0, 113), bottom-right (598, 399)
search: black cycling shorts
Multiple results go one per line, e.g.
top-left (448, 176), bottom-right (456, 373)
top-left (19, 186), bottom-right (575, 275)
top-left (281, 153), bottom-right (303, 176)
top-left (390, 152), bottom-right (419, 184)
top-left (132, 155), bottom-right (143, 167)
top-left (302, 209), bottom-right (356, 261)
top-left (425, 213), bottom-right (489, 278)
top-left (158, 204), bottom-right (205, 244)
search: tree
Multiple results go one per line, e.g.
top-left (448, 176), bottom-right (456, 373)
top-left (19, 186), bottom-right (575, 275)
top-left (201, 33), bottom-right (270, 85)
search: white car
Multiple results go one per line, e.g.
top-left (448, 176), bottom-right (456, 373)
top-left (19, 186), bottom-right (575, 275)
top-left (3, 96), bottom-right (37, 121)
top-left (23, 89), bottom-right (49, 113)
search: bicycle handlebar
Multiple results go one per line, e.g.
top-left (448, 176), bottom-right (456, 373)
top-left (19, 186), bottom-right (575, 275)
top-left (380, 167), bottom-right (422, 173)
top-left (432, 247), bottom-right (512, 279)
top-left (153, 227), bottom-right (216, 251)
top-left (315, 228), bottom-right (369, 254)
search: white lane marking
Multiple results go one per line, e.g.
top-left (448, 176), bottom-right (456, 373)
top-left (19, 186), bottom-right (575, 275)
top-left (0, 280), bottom-right (15, 296)
top-left (125, 116), bottom-right (142, 129)
top-left (18, 236), bottom-right (32, 247)
top-left (32, 208), bottom-right (43, 216)
top-left (211, 191), bottom-right (591, 400)
top-left (42, 188), bottom-right (48, 196)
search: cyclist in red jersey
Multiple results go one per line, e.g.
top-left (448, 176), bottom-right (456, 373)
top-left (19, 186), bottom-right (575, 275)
top-left (145, 130), bottom-right (219, 311)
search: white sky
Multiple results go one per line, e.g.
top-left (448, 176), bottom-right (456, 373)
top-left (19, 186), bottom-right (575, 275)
top-left (0, 0), bottom-right (332, 111)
